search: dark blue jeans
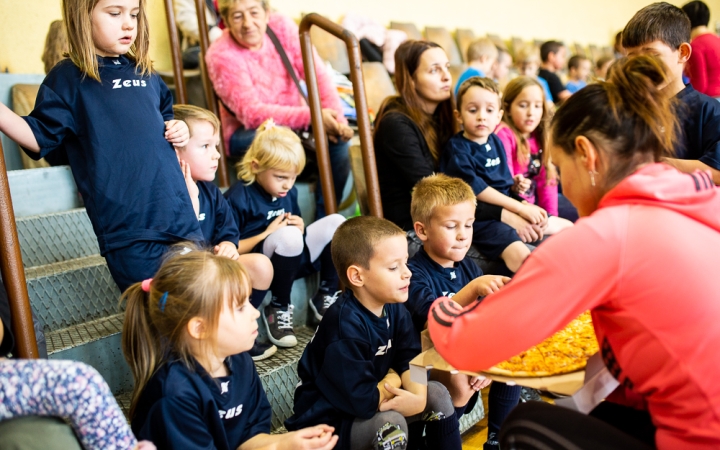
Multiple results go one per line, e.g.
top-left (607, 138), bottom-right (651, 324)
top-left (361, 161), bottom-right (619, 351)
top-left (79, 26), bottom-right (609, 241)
top-left (230, 127), bottom-right (350, 219)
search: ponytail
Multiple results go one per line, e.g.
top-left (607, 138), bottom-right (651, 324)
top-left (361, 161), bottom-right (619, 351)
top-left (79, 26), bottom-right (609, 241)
top-left (550, 55), bottom-right (677, 189)
top-left (121, 283), bottom-right (162, 419)
top-left (235, 118), bottom-right (306, 183)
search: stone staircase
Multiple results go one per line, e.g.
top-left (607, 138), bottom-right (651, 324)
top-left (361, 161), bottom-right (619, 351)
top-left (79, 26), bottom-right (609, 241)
top-left (9, 166), bottom-right (484, 432)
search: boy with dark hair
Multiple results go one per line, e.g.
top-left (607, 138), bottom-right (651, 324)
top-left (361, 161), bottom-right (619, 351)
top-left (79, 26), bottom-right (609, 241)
top-left (407, 174), bottom-right (513, 450)
top-left (538, 41), bottom-right (571, 103)
top-left (622, 1), bottom-right (720, 184)
top-left (566, 55), bottom-right (591, 93)
top-left (286, 216), bottom-right (462, 450)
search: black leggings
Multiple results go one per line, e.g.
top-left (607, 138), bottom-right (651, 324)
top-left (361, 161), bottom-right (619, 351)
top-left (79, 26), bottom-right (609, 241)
top-left (499, 402), bottom-right (655, 449)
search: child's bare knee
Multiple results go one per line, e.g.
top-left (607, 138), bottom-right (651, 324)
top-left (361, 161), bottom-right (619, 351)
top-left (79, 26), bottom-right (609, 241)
top-left (501, 242), bottom-right (531, 272)
top-left (238, 254), bottom-right (273, 290)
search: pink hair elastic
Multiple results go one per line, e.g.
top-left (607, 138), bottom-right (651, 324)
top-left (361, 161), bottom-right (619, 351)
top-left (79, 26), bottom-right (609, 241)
top-left (141, 278), bottom-right (153, 292)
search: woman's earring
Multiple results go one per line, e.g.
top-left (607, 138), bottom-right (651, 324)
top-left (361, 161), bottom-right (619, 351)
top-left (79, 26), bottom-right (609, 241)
top-left (589, 171), bottom-right (596, 187)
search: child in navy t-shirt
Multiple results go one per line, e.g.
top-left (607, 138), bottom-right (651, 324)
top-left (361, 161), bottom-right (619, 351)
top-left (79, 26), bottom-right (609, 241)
top-left (286, 216), bottom-right (462, 450)
top-left (0, 0), bottom-right (203, 291)
top-left (125, 247), bottom-right (338, 450)
top-left (224, 120), bottom-right (345, 350)
top-left (407, 174), bottom-right (515, 450)
top-left (173, 105), bottom-right (276, 361)
top-left (441, 77), bottom-right (551, 273)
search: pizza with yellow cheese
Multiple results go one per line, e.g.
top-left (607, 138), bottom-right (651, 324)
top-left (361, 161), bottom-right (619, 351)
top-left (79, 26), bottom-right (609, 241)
top-left (485, 312), bottom-right (598, 377)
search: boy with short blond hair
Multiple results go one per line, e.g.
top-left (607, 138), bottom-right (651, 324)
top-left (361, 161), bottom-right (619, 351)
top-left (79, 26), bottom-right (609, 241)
top-left (455, 37), bottom-right (499, 96)
top-left (286, 216), bottom-right (462, 450)
top-left (407, 174), bottom-right (514, 450)
top-left (622, 1), bottom-right (720, 185)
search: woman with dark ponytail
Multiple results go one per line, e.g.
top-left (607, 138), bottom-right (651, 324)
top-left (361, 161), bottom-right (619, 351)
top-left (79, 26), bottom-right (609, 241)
top-left (427, 55), bottom-right (720, 449)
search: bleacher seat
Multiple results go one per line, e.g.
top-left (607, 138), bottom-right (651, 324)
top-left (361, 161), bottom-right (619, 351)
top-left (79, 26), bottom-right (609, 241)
top-left (389, 21), bottom-right (423, 40)
top-left (510, 37), bottom-right (525, 59)
top-left (11, 84), bottom-right (49, 170)
top-left (449, 64), bottom-right (465, 92)
top-left (361, 61), bottom-right (396, 115)
top-left (310, 26), bottom-right (351, 74)
top-left (455, 28), bottom-right (476, 63)
top-left (425, 27), bottom-right (463, 66)
top-left (573, 43), bottom-right (587, 57)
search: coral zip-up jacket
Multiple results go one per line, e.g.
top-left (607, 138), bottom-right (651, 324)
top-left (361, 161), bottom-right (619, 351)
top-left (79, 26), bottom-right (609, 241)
top-left (429, 164), bottom-right (720, 449)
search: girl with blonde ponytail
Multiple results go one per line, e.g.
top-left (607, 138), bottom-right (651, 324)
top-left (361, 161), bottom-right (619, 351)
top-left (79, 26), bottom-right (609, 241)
top-left (123, 245), bottom-right (338, 449)
top-left (224, 120), bottom-right (346, 349)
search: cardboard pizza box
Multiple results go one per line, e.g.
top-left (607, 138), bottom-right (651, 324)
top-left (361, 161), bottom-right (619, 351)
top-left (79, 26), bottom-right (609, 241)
top-left (409, 347), bottom-right (586, 396)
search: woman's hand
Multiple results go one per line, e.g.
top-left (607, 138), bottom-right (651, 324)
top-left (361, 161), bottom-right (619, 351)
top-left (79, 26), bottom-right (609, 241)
top-left (321, 109), bottom-right (341, 142)
top-left (337, 123), bottom-right (354, 142)
top-left (165, 120), bottom-right (190, 147)
top-left (286, 213), bottom-right (305, 234)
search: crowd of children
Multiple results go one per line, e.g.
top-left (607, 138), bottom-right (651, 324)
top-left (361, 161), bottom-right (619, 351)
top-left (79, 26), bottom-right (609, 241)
top-left (1, 0), bottom-right (720, 449)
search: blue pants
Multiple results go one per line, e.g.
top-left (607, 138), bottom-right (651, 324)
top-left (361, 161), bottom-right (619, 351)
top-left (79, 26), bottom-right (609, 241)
top-left (230, 127), bottom-right (350, 218)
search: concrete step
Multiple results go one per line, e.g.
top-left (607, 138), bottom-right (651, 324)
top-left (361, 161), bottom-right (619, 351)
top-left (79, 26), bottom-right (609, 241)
top-left (47, 313), bottom-right (131, 395)
top-left (8, 166), bottom-right (81, 218)
top-left (25, 255), bottom-right (121, 333)
top-left (17, 208), bottom-right (98, 268)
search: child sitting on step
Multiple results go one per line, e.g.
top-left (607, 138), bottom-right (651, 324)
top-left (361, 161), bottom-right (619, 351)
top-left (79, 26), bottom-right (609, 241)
top-left (224, 119), bottom-right (345, 349)
top-left (173, 104), bottom-right (276, 361)
top-left (123, 245), bottom-right (338, 450)
top-left (285, 216), bottom-right (462, 450)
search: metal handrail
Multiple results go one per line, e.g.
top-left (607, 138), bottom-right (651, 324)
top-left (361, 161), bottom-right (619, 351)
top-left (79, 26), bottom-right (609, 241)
top-left (0, 141), bottom-right (39, 358)
top-left (162, 0), bottom-right (230, 188)
top-left (299, 14), bottom-right (383, 218)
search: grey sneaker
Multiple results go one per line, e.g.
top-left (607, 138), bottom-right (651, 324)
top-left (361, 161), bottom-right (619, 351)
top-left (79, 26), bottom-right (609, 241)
top-left (263, 305), bottom-right (297, 347)
top-left (483, 432), bottom-right (500, 450)
top-left (519, 386), bottom-right (543, 402)
top-left (309, 290), bottom-right (341, 321)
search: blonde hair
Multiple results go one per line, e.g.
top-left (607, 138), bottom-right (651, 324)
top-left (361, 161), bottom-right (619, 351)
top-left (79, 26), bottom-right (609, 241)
top-left (456, 77), bottom-right (501, 110)
top-left (236, 119), bottom-right (306, 183)
top-left (63, 0), bottom-right (152, 82)
top-left (515, 45), bottom-right (541, 66)
top-left (121, 245), bottom-right (251, 419)
top-left (467, 38), bottom-right (499, 63)
top-left (331, 217), bottom-right (405, 289)
top-left (42, 20), bottom-right (69, 74)
top-left (218, 0), bottom-right (270, 21)
top-left (501, 76), bottom-right (549, 167)
top-left (172, 104), bottom-right (221, 137)
top-left (411, 174), bottom-right (476, 225)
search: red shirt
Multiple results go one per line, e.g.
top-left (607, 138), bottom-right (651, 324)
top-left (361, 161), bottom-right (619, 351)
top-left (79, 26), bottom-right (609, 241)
top-left (687, 33), bottom-right (720, 97)
top-left (429, 164), bottom-right (720, 449)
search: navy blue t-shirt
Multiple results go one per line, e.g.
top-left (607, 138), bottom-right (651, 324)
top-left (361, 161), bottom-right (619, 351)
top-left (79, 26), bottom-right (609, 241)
top-left (22, 56), bottom-right (203, 254)
top-left (406, 247), bottom-right (483, 333)
top-left (285, 290), bottom-right (421, 448)
top-left (675, 84), bottom-right (720, 170)
top-left (198, 181), bottom-right (240, 247)
top-left (132, 353), bottom-right (271, 450)
top-left (440, 133), bottom-right (514, 196)
top-left (224, 182), bottom-right (301, 241)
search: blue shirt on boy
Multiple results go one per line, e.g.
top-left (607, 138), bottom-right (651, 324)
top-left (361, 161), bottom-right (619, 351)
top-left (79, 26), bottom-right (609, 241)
top-left (197, 181), bottom-right (240, 247)
top-left (132, 353), bottom-right (272, 450)
top-left (224, 182), bottom-right (302, 243)
top-left (565, 80), bottom-right (587, 94)
top-left (407, 247), bottom-right (482, 333)
top-left (22, 56), bottom-right (203, 255)
top-left (675, 84), bottom-right (720, 170)
top-left (537, 77), bottom-right (554, 102)
top-left (285, 289), bottom-right (421, 448)
top-left (440, 132), bottom-right (514, 196)
top-left (455, 67), bottom-right (485, 96)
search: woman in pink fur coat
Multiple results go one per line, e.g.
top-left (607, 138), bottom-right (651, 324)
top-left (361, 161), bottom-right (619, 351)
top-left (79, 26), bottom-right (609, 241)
top-left (206, 0), bottom-right (351, 216)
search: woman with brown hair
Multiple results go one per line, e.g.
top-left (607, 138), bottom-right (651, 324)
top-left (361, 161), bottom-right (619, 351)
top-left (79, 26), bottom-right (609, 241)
top-left (428, 55), bottom-right (720, 449)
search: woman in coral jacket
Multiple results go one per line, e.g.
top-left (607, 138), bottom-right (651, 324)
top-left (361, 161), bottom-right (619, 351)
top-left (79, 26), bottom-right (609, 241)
top-left (428, 55), bottom-right (720, 450)
top-left (206, 0), bottom-right (351, 216)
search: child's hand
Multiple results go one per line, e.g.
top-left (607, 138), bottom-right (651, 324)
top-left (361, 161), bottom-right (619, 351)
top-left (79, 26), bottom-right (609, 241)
top-left (473, 275), bottom-right (511, 296)
top-left (136, 441), bottom-right (157, 450)
top-left (517, 203), bottom-right (548, 225)
top-left (279, 425), bottom-right (338, 450)
top-left (214, 241), bottom-right (239, 260)
top-left (286, 213), bottom-right (305, 234)
top-left (502, 210), bottom-right (544, 243)
top-left (469, 375), bottom-right (492, 392)
top-left (180, 160), bottom-right (200, 218)
top-left (379, 384), bottom-right (426, 417)
top-left (512, 174), bottom-right (532, 195)
top-left (165, 120), bottom-right (190, 147)
top-left (264, 213), bottom-right (288, 237)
